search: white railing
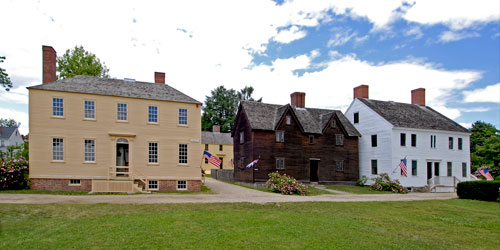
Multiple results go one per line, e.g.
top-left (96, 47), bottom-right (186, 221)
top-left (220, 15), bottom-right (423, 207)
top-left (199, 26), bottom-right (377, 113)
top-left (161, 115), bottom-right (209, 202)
top-left (428, 176), bottom-right (460, 192)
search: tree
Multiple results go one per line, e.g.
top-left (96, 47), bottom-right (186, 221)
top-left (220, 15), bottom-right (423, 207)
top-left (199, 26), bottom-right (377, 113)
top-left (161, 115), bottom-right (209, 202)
top-left (470, 121), bottom-right (500, 171)
top-left (237, 86), bottom-right (262, 102)
top-left (0, 118), bottom-right (19, 127)
top-left (57, 46), bottom-right (110, 79)
top-left (0, 56), bottom-right (13, 91)
top-left (202, 85), bottom-right (263, 132)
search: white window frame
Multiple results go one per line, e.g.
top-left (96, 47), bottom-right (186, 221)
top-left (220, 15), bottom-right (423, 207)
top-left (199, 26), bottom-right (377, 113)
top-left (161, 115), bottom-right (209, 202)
top-left (449, 137), bottom-right (454, 150)
top-left (52, 138), bottom-right (64, 161)
top-left (148, 105), bottom-right (158, 123)
top-left (177, 180), bottom-right (187, 190)
top-left (430, 135), bottom-right (436, 148)
top-left (69, 179), bottom-right (81, 186)
top-left (178, 144), bottom-right (188, 164)
top-left (178, 108), bottom-right (188, 125)
top-left (117, 103), bottom-right (127, 121)
top-left (84, 100), bottom-right (95, 119)
top-left (84, 139), bottom-right (96, 162)
top-left (148, 142), bottom-right (158, 164)
top-left (371, 159), bottom-right (378, 175)
top-left (148, 180), bottom-right (159, 190)
top-left (52, 97), bottom-right (64, 117)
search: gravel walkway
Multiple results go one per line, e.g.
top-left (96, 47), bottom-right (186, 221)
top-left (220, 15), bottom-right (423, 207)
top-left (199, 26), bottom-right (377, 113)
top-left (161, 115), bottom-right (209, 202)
top-left (0, 178), bottom-right (457, 204)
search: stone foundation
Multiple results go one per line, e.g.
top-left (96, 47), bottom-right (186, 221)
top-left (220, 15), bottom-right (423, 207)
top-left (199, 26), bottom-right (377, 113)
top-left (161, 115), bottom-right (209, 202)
top-left (158, 180), bottom-right (201, 192)
top-left (30, 178), bottom-right (92, 192)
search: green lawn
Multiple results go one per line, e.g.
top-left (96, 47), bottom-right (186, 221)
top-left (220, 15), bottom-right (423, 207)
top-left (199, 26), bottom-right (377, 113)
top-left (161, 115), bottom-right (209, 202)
top-left (1, 200), bottom-right (499, 249)
top-left (325, 185), bottom-right (394, 194)
top-left (227, 182), bottom-right (332, 196)
top-left (0, 185), bottom-right (213, 195)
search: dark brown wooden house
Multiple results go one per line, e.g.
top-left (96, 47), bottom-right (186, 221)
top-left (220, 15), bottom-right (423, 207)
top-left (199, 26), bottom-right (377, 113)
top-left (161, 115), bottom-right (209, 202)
top-left (232, 92), bottom-right (361, 183)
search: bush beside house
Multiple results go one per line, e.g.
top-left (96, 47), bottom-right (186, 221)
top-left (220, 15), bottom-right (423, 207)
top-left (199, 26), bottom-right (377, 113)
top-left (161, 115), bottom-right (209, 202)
top-left (457, 180), bottom-right (500, 202)
top-left (266, 172), bottom-right (308, 195)
top-left (0, 155), bottom-right (29, 190)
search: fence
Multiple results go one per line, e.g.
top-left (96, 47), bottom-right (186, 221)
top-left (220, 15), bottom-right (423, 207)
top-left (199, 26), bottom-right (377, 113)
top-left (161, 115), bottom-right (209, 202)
top-left (211, 169), bottom-right (234, 182)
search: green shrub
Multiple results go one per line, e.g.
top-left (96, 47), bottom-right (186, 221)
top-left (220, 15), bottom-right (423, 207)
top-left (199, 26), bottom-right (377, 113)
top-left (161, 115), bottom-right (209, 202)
top-left (357, 176), bottom-right (368, 186)
top-left (0, 155), bottom-right (29, 190)
top-left (457, 180), bottom-right (500, 202)
top-left (266, 172), bottom-right (308, 195)
top-left (370, 173), bottom-right (408, 194)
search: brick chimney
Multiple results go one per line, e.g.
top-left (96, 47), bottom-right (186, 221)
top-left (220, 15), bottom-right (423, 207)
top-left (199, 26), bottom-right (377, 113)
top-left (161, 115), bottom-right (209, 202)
top-left (353, 85), bottom-right (369, 99)
top-left (290, 92), bottom-right (305, 108)
top-left (213, 125), bottom-right (220, 133)
top-left (154, 72), bottom-right (165, 84)
top-left (411, 88), bottom-right (425, 106)
top-left (42, 45), bottom-right (57, 84)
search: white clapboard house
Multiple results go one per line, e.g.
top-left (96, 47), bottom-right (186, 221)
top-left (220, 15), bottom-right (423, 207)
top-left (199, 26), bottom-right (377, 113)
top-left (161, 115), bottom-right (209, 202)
top-left (345, 85), bottom-right (472, 192)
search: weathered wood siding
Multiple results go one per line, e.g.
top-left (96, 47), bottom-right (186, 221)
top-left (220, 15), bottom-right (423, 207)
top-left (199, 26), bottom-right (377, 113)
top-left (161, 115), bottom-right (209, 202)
top-left (233, 108), bottom-right (254, 182)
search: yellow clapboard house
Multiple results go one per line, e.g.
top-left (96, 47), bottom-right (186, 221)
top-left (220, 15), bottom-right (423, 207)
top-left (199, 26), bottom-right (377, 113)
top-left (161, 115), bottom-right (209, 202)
top-left (201, 126), bottom-right (234, 174)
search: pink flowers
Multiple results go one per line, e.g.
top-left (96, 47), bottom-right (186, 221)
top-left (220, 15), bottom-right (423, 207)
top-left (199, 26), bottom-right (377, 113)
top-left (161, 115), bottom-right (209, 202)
top-left (266, 171), bottom-right (308, 196)
top-left (0, 156), bottom-right (29, 190)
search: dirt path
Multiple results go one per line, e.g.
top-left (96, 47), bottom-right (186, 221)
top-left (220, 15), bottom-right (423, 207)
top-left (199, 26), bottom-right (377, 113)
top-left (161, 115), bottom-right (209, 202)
top-left (0, 178), bottom-right (457, 204)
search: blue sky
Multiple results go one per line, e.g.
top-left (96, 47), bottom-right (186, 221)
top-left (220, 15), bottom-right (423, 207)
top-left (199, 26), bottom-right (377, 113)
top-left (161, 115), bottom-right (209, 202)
top-left (0, 0), bottom-right (499, 135)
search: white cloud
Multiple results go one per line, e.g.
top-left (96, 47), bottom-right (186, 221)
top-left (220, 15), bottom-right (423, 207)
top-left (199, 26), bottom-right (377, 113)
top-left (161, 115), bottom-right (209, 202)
top-left (439, 30), bottom-right (480, 43)
top-left (273, 26), bottom-right (307, 44)
top-left (460, 107), bottom-right (491, 112)
top-left (405, 26), bottom-right (423, 39)
top-left (0, 107), bottom-right (29, 135)
top-left (327, 29), bottom-right (357, 47)
top-left (463, 83), bottom-right (500, 103)
top-left (459, 122), bottom-right (472, 129)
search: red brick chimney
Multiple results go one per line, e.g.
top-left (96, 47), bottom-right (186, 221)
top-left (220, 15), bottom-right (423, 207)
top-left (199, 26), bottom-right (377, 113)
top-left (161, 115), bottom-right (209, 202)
top-left (290, 92), bottom-right (305, 108)
top-left (213, 125), bottom-right (220, 133)
top-left (353, 85), bottom-right (369, 99)
top-left (411, 88), bottom-right (425, 106)
top-left (42, 45), bottom-right (57, 84)
top-left (154, 72), bottom-right (165, 84)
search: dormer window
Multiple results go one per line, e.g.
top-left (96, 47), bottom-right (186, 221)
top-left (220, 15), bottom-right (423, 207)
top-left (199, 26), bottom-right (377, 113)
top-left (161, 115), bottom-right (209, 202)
top-left (286, 116), bottom-right (291, 125)
top-left (331, 120), bottom-right (336, 128)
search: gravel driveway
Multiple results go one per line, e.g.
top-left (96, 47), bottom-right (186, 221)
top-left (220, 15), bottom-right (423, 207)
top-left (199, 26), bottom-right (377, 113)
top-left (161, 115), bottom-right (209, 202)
top-left (0, 178), bottom-right (457, 204)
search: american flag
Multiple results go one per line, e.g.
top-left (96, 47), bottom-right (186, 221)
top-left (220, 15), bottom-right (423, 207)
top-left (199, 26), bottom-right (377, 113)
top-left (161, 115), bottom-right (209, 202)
top-left (399, 158), bottom-right (408, 177)
top-left (203, 151), bottom-right (221, 168)
top-left (479, 168), bottom-right (494, 181)
top-left (246, 159), bottom-right (259, 168)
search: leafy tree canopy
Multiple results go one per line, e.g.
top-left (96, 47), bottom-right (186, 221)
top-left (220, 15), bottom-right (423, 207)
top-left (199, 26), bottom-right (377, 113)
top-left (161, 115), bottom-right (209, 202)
top-left (0, 118), bottom-right (19, 127)
top-left (0, 56), bottom-right (13, 91)
top-left (470, 121), bottom-right (500, 170)
top-left (202, 85), bottom-right (262, 132)
top-left (57, 46), bottom-right (110, 79)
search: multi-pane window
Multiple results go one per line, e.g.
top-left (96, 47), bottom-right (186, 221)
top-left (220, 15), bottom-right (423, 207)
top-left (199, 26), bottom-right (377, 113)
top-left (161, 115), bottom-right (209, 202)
top-left (400, 133), bottom-right (406, 146)
top-left (149, 142), bottom-right (158, 163)
top-left (204, 144), bottom-right (209, 151)
top-left (84, 139), bottom-right (95, 162)
top-left (412, 160), bottom-right (417, 176)
top-left (331, 120), bottom-right (336, 128)
top-left (52, 98), bottom-right (64, 117)
top-left (430, 135), bottom-right (436, 148)
top-left (219, 145), bottom-right (223, 151)
top-left (371, 160), bottom-right (378, 175)
top-left (276, 158), bottom-right (285, 170)
top-left (336, 161), bottom-right (344, 172)
top-left (458, 138), bottom-right (463, 150)
top-left (240, 132), bottom-right (244, 144)
top-left (69, 179), bottom-right (81, 185)
top-left (276, 131), bottom-right (284, 142)
top-left (462, 163), bottom-right (467, 177)
top-left (371, 135), bottom-right (377, 147)
top-left (411, 134), bottom-right (417, 147)
top-left (354, 112), bottom-right (359, 123)
top-left (177, 180), bottom-right (187, 190)
top-left (148, 106), bottom-right (158, 123)
top-left (336, 134), bottom-right (343, 146)
top-left (309, 135), bottom-right (314, 144)
top-left (117, 103), bottom-right (127, 121)
top-left (178, 108), bottom-right (188, 125)
top-left (178, 144), bottom-right (188, 164)
top-left (447, 162), bottom-right (452, 176)
top-left (286, 116), bottom-right (291, 125)
top-left (52, 138), bottom-right (64, 161)
top-left (84, 100), bottom-right (95, 119)
top-left (148, 180), bottom-right (158, 190)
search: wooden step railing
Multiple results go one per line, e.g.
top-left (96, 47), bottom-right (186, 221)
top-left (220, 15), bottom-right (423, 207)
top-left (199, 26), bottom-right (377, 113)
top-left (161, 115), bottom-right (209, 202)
top-left (428, 176), bottom-right (460, 192)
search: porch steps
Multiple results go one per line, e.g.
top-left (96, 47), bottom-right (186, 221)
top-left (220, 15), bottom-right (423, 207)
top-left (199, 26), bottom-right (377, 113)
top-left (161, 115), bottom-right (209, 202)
top-left (91, 179), bottom-right (147, 193)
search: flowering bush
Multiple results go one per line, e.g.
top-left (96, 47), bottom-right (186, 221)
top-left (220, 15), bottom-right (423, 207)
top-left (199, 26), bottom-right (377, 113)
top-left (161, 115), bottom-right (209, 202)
top-left (370, 173), bottom-right (408, 194)
top-left (266, 172), bottom-right (308, 195)
top-left (0, 156), bottom-right (29, 190)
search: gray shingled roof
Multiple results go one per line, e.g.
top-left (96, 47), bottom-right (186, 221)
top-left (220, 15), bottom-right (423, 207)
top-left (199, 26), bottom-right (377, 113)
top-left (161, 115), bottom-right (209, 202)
top-left (0, 127), bottom-right (17, 139)
top-left (239, 101), bottom-right (360, 137)
top-left (358, 98), bottom-right (469, 133)
top-left (202, 131), bottom-right (233, 145)
top-left (28, 75), bottom-right (201, 104)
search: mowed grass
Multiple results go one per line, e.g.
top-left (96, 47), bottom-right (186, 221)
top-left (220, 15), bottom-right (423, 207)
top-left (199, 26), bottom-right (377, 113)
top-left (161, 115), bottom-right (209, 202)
top-left (229, 182), bottom-right (332, 196)
top-left (1, 200), bottom-right (499, 249)
top-left (0, 185), bottom-right (213, 195)
top-left (325, 185), bottom-right (394, 194)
